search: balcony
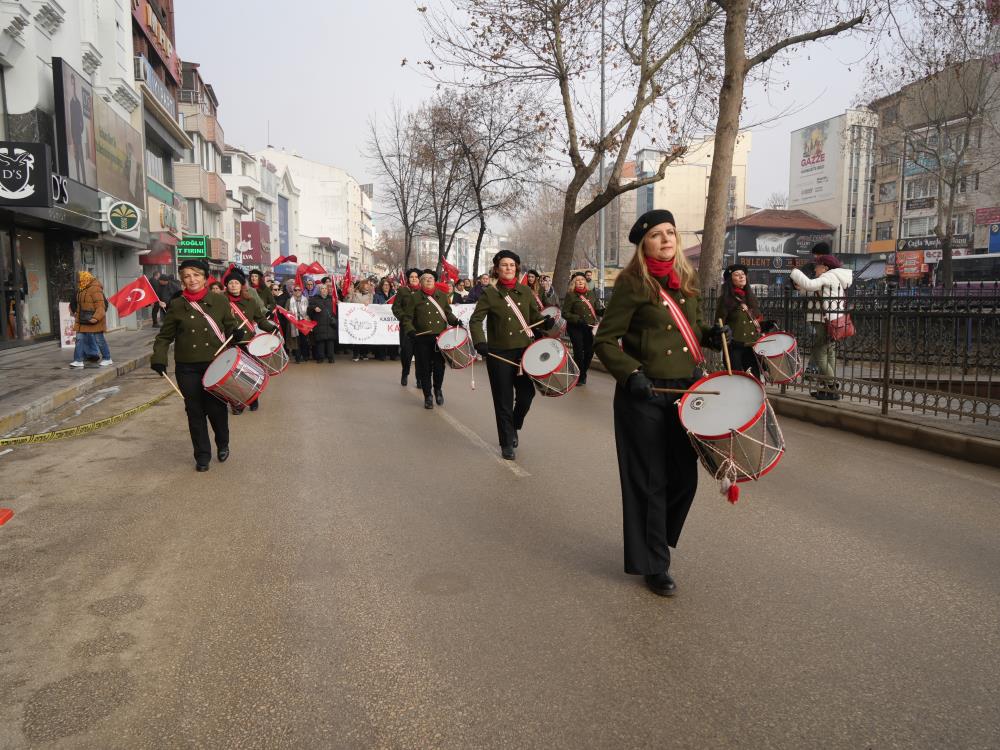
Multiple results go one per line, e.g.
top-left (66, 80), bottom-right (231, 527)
top-left (174, 163), bottom-right (228, 213)
top-left (178, 100), bottom-right (226, 154)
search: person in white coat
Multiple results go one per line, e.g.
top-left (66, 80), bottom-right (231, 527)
top-left (789, 253), bottom-right (853, 400)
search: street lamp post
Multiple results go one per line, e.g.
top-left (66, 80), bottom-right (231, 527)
top-left (598, 0), bottom-right (606, 299)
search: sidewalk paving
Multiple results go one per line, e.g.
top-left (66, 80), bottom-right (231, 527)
top-left (0, 327), bottom-right (158, 435)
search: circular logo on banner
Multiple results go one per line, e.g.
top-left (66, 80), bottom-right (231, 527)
top-left (345, 306), bottom-right (377, 342)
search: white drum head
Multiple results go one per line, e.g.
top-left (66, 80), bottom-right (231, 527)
top-left (436, 327), bottom-right (468, 350)
top-left (753, 332), bottom-right (795, 357)
top-left (203, 348), bottom-right (238, 387)
top-left (679, 373), bottom-right (765, 437)
top-left (247, 333), bottom-right (281, 356)
top-left (541, 305), bottom-right (561, 319)
top-left (522, 338), bottom-right (566, 377)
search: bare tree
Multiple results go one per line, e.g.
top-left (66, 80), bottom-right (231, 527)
top-left (509, 182), bottom-right (567, 271)
top-left (366, 102), bottom-right (429, 271)
top-left (372, 229), bottom-right (408, 276)
top-left (765, 191), bottom-right (787, 210)
top-left (697, 0), bottom-right (876, 293)
top-left (868, 1), bottom-right (1000, 288)
top-left (418, 0), bottom-right (719, 293)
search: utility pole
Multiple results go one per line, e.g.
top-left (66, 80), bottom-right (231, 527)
top-left (598, 0), bottom-right (606, 299)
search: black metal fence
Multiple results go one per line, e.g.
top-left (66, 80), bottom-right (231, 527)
top-left (702, 284), bottom-right (1000, 425)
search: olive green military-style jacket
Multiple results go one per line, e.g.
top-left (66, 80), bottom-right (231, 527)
top-left (252, 283), bottom-right (275, 311)
top-left (469, 284), bottom-right (543, 350)
top-left (715, 296), bottom-right (761, 345)
top-left (391, 286), bottom-right (415, 322)
top-left (561, 289), bottom-right (604, 325)
top-left (595, 272), bottom-right (714, 383)
top-left (228, 295), bottom-right (277, 334)
top-left (152, 293), bottom-right (243, 366)
top-left (401, 289), bottom-right (459, 336)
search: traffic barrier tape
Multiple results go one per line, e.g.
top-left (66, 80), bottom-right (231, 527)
top-left (0, 390), bottom-right (174, 447)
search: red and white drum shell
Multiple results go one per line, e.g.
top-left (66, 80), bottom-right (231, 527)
top-left (521, 338), bottom-right (579, 397)
top-left (539, 305), bottom-right (567, 339)
top-left (202, 348), bottom-right (269, 408)
top-left (677, 371), bottom-right (784, 482)
top-left (436, 326), bottom-right (476, 370)
top-left (752, 332), bottom-right (802, 385)
top-left (246, 332), bottom-right (289, 375)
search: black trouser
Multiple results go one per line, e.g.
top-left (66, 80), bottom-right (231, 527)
top-left (176, 362), bottom-right (229, 465)
top-left (399, 329), bottom-right (414, 378)
top-left (485, 347), bottom-right (534, 448)
top-left (613, 378), bottom-right (698, 575)
top-left (297, 334), bottom-right (312, 362)
top-left (730, 341), bottom-right (761, 379)
top-left (568, 322), bottom-right (595, 379)
top-left (313, 339), bottom-right (335, 362)
top-left (413, 335), bottom-right (445, 397)
top-left (353, 344), bottom-right (369, 359)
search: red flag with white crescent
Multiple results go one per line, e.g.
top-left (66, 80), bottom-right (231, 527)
top-left (274, 304), bottom-right (317, 335)
top-left (108, 275), bottom-right (158, 318)
top-left (341, 260), bottom-right (352, 299)
top-left (441, 257), bottom-right (460, 282)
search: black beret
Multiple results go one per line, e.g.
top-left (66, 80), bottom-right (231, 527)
top-left (224, 268), bottom-right (247, 286)
top-left (406, 267), bottom-right (421, 277)
top-left (724, 263), bottom-right (749, 279)
top-left (527, 268), bottom-right (540, 276)
top-left (248, 268), bottom-right (264, 278)
top-left (492, 250), bottom-right (521, 266)
top-left (571, 271), bottom-right (587, 279)
top-left (178, 258), bottom-right (210, 277)
top-left (419, 268), bottom-right (438, 281)
top-left (811, 241), bottom-right (831, 255)
top-left (628, 210), bottom-right (676, 245)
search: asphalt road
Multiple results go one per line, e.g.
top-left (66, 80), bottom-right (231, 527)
top-left (2, 357), bottom-right (999, 749)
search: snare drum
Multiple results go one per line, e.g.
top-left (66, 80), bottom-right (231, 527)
top-left (677, 371), bottom-right (784, 482)
top-left (752, 332), bottom-right (801, 385)
top-left (202, 348), bottom-right (269, 408)
top-left (540, 305), bottom-right (567, 339)
top-left (246, 332), bottom-right (289, 375)
top-left (436, 326), bottom-right (476, 370)
top-left (521, 338), bottom-right (579, 397)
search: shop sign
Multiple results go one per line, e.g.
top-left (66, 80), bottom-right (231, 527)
top-left (177, 235), bottom-right (209, 258)
top-left (922, 248), bottom-right (975, 263)
top-left (905, 197), bottom-right (935, 211)
top-left (897, 250), bottom-right (925, 279)
top-left (135, 54), bottom-right (177, 117)
top-left (975, 206), bottom-right (1000, 225)
top-left (0, 142), bottom-right (53, 207)
top-left (159, 203), bottom-right (178, 233)
top-left (52, 58), bottom-right (98, 189)
top-left (131, 0), bottom-right (181, 83)
top-left (896, 234), bottom-right (970, 252)
top-left (989, 224), bottom-right (1000, 254)
top-left (108, 200), bottom-right (140, 233)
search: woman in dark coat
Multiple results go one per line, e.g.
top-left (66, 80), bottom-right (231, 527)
top-left (248, 269), bottom-right (275, 312)
top-left (715, 264), bottom-right (774, 379)
top-left (308, 284), bottom-right (337, 363)
top-left (225, 269), bottom-right (277, 414)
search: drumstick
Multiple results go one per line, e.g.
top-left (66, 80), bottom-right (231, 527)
top-left (488, 352), bottom-right (521, 368)
top-left (159, 372), bottom-right (184, 399)
top-left (651, 387), bottom-right (721, 395)
top-left (415, 330), bottom-right (436, 336)
top-left (717, 317), bottom-right (732, 375)
top-left (213, 319), bottom-right (249, 357)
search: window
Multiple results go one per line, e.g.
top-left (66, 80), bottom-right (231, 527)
top-left (186, 199), bottom-right (200, 233)
top-left (905, 177), bottom-right (938, 199)
top-left (957, 173), bottom-right (979, 194)
top-left (882, 105), bottom-right (898, 126)
top-left (878, 181), bottom-right (897, 202)
top-left (903, 216), bottom-right (933, 238)
top-left (879, 144), bottom-right (900, 164)
top-left (221, 155), bottom-right (232, 173)
top-left (876, 221), bottom-right (893, 241)
top-left (952, 212), bottom-right (973, 235)
top-left (145, 146), bottom-right (164, 184)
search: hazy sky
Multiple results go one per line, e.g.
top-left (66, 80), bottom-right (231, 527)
top-left (175, 1), bottom-right (873, 212)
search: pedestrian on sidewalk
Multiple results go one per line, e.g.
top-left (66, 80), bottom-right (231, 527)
top-left (309, 284), bottom-right (337, 363)
top-left (152, 274), bottom-right (180, 327)
top-left (789, 253), bottom-right (853, 401)
top-left (392, 269), bottom-right (422, 387)
top-left (595, 209), bottom-right (731, 598)
top-left (561, 272), bottom-right (604, 385)
top-left (404, 269), bottom-right (462, 410)
top-left (151, 258), bottom-right (244, 472)
top-left (70, 271), bottom-right (113, 368)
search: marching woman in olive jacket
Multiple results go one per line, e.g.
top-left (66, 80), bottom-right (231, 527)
top-left (561, 272), bottom-right (604, 385)
top-left (469, 250), bottom-right (554, 460)
top-left (595, 210), bottom-right (730, 598)
top-left (224, 268), bottom-right (277, 414)
top-left (248, 269), bottom-right (275, 312)
top-left (151, 259), bottom-right (244, 472)
top-left (401, 269), bottom-right (460, 410)
top-left (714, 263), bottom-right (775, 379)
top-left (392, 268), bottom-right (422, 387)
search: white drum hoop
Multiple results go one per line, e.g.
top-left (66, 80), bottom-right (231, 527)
top-left (202, 348), bottom-right (269, 408)
top-left (540, 306), bottom-right (566, 339)
top-left (752, 332), bottom-right (802, 385)
top-left (521, 338), bottom-right (579, 397)
top-left (247, 333), bottom-right (289, 375)
top-left (436, 326), bottom-right (476, 370)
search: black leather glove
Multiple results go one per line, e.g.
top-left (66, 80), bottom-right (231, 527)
top-left (625, 371), bottom-right (654, 401)
top-left (150, 362), bottom-right (166, 376)
top-left (475, 342), bottom-right (489, 357)
top-left (455, 319), bottom-right (466, 328)
top-left (707, 324), bottom-right (733, 350)
top-left (542, 315), bottom-right (556, 330)
top-left (761, 320), bottom-right (779, 334)
top-left (597, 309), bottom-right (605, 318)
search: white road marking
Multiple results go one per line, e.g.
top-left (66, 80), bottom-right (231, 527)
top-left (409, 389), bottom-right (531, 477)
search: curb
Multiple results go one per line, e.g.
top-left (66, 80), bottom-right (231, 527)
top-left (0, 351), bottom-right (153, 436)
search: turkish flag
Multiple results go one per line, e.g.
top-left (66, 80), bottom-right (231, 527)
top-left (108, 276), bottom-right (158, 318)
top-left (441, 257), bottom-right (460, 282)
top-left (306, 261), bottom-right (325, 275)
top-left (341, 260), bottom-right (352, 299)
top-left (518, 272), bottom-right (528, 286)
top-left (274, 304), bottom-right (317, 335)
top-left (271, 254), bottom-right (298, 266)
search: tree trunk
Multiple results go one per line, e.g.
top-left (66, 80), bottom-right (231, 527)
top-left (473, 214), bottom-right (487, 278)
top-left (403, 226), bottom-right (413, 271)
top-left (699, 0), bottom-right (749, 296)
top-left (553, 198), bottom-right (584, 295)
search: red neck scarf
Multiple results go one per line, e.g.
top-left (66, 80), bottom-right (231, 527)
top-left (182, 287), bottom-right (209, 302)
top-left (645, 257), bottom-right (680, 290)
top-left (227, 292), bottom-right (242, 303)
top-left (250, 278), bottom-right (262, 289)
top-left (574, 286), bottom-right (588, 296)
top-left (421, 287), bottom-right (436, 296)
top-left (498, 278), bottom-right (516, 289)
top-left (409, 282), bottom-right (420, 290)
top-left (732, 287), bottom-right (746, 298)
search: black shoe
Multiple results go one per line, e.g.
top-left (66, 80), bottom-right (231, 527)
top-left (196, 463), bottom-right (210, 472)
top-left (424, 396), bottom-right (434, 409)
top-left (809, 391), bottom-right (827, 400)
top-left (512, 431), bottom-right (518, 448)
top-left (415, 379), bottom-right (423, 389)
top-left (826, 392), bottom-right (841, 401)
top-left (328, 358), bottom-right (335, 363)
top-left (249, 401), bottom-right (259, 412)
top-left (435, 390), bottom-right (444, 405)
top-left (401, 375), bottom-right (408, 387)
top-left (644, 572), bottom-right (677, 597)
top-left (501, 446), bottom-right (515, 460)
top-left (217, 447), bottom-right (229, 463)
top-left (579, 375), bottom-right (587, 385)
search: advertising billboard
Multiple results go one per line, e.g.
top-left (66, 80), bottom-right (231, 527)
top-left (0, 142), bottom-right (53, 207)
top-left (94, 97), bottom-right (145, 207)
top-left (788, 116), bottom-right (841, 207)
top-left (52, 58), bottom-right (98, 189)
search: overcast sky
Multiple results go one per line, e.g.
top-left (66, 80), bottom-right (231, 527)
top-left (174, 1), bottom-right (873, 212)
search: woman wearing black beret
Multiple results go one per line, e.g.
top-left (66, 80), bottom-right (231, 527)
top-left (595, 209), bottom-right (730, 597)
top-left (715, 264), bottom-right (775, 379)
top-left (400, 269), bottom-right (461, 409)
top-left (224, 268), bottom-right (277, 414)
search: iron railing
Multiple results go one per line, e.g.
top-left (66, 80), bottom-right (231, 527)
top-left (702, 284), bottom-right (1000, 425)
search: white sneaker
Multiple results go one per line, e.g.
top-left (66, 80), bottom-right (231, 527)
top-left (69, 361), bottom-right (84, 368)
top-left (99, 359), bottom-right (114, 367)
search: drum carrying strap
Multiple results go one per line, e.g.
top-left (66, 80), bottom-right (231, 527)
top-left (189, 300), bottom-right (226, 343)
top-left (229, 300), bottom-right (254, 333)
top-left (503, 293), bottom-right (533, 338)
top-left (424, 293), bottom-right (449, 323)
top-left (657, 287), bottom-right (706, 365)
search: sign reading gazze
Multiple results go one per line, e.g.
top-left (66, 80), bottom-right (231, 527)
top-left (177, 235), bottom-right (209, 258)
top-left (0, 142), bottom-right (53, 207)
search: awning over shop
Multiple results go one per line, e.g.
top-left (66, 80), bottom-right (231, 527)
top-left (857, 261), bottom-right (886, 281)
top-left (140, 248), bottom-right (173, 265)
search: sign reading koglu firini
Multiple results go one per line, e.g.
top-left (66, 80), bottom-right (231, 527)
top-left (177, 235), bottom-right (209, 258)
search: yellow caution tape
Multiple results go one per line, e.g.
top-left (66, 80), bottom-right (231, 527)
top-left (0, 390), bottom-right (175, 447)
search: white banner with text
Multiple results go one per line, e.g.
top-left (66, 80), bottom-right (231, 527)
top-left (337, 303), bottom-right (477, 345)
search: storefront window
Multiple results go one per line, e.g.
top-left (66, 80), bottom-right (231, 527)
top-left (14, 230), bottom-right (51, 339)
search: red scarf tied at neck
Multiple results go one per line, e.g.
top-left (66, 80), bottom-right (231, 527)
top-left (574, 285), bottom-right (589, 296)
top-left (421, 287), bottom-right (436, 296)
top-left (227, 292), bottom-right (242, 303)
top-left (181, 287), bottom-right (209, 302)
top-left (498, 278), bottom-right (517, 289)
top-left (644, 257), bottom-right (681, 290)
top-left (732, 287), bottom-right (746, 298)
